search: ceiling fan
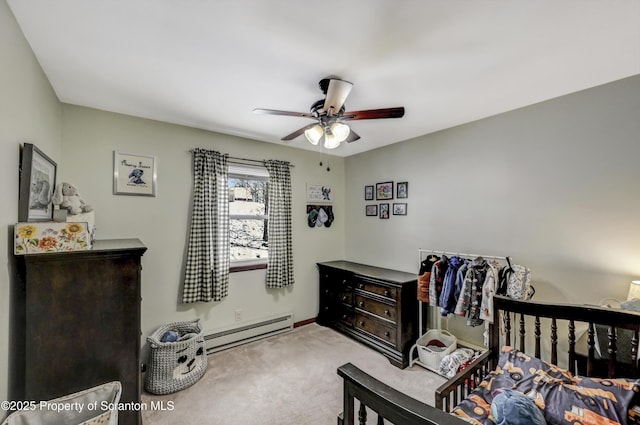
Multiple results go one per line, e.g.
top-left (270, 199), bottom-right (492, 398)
top-left (253, 77), bottom-right (405, 149)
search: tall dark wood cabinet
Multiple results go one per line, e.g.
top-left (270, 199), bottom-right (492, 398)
top-left (317, 261), bottom-right (417, 368)
top-left (15, 239), bottom-right (146, 425)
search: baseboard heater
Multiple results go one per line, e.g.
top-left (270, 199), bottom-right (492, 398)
top-left (204, 313), bottom-right (294, 354)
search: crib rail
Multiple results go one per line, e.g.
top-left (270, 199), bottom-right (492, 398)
top-left (337, 363), bottom-right (463, 425)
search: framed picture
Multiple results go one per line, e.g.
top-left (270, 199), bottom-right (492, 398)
top-left (376, 181), bottom-right (394, 200)
top-left (396, 181), bottom-right (408, 198)
top-left (364, 185), bottom-right (374, 200)
top-left (393, 203), bottom-right (407, 215)
top-left (365, 204), bottom-right (378, 216)
top-left (113, 151), bottom-right (157, 196)
top-left (18, 143), bottom-right (57, 222)
top-left (306, 184), bottom-right (332, 203)
top-left (379, 203), bottom-right (390, 219)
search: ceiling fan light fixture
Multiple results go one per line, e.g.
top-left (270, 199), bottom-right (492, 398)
top-left (323, 133), bottom-right (341, 149)
top-left (304, 124), bottom-right (323, 145)
top-left (330, 122), bottom-right (350, 142)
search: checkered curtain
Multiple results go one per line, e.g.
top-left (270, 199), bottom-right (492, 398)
top-left (182, 149), bottom-right (230, 303)
top-left (264, 160), bottom-right (294, 288)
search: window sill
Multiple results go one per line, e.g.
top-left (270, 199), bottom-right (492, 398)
top-left (230, 262), bottom-right (267, 273)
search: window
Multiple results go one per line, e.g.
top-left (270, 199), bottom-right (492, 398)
top-left (228, 164), bottom-right (269, 270)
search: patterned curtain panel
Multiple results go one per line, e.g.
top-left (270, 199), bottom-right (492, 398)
top-left (182, 149), bottom-right (230, 303)
top-left (264, 160), bottom-right (294, 288)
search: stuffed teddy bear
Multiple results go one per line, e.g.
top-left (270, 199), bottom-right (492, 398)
top-left (52, 182), bottom-right (93, 215)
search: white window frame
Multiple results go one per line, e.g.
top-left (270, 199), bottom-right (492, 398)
top-left (228, 163), bottom-right (269, 271)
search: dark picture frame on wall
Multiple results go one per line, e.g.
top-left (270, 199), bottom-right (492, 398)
top-left (18, 143), bottom-right (57, 222)
top-left (364, 185), bottom-right (374, 200)
top-left (376, 181), bottom-right (393, 200)
top-left (365, 204), bottom-right (378, 216)
top-left (396, 181), bottom-right (408, 198)
top-left (379, 203), bottom-right (390, 219)
top-left (393, 203), bottom-right (407, 215)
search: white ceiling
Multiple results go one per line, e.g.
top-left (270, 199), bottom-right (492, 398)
top-left (7, 1), bottom-right (640, 157)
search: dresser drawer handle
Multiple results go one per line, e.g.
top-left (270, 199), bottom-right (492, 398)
top-left (342, 295), bottom-right (348, 302)
top-left (342, 314), bottom-right (348, 320)
top-left (358, 301), bottom-right (364, 308)
top-left (342, 279), bottom-right (347, 285)
top-left (384, 290), bottom-right (391, 297)
top-left (384, 331), bottom-right (390, 337)
top-left (384, 309), bottom-right (390, 316)
top-left (359, 321), bottom-right (365, 327)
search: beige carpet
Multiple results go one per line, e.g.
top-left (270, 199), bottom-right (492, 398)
top-left (141, 323), bottom-right (445, 425)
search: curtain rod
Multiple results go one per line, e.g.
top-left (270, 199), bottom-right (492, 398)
top-left (418, 248), bottom-right (507, 261)
top-left (187, 150), bottom-right (294, 167)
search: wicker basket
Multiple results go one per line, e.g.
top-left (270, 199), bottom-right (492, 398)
top-left (145, 319), bottom-right (207, 395)
top-left (416, 329), bottom-right (457, 371)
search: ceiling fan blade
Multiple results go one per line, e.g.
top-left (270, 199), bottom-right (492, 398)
top-left (342, 107), bottom-right (405, 121)
top-left (253, 108), bottom-right (314, 119)
top-left (282, 123), bottom-right (317, 141)
top-left (322, 79), bottom-right (353, 115)
top-left (345, 129), bottom-right (360, 143)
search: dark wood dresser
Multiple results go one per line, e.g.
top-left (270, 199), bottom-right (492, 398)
top-left (317, 261), bottom-right (417, 368)
top-left (14, 239), bottom-right (146, 425)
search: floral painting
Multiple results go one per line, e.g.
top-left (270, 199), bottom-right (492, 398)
top-left (15, 222), bottom-right (92, 254)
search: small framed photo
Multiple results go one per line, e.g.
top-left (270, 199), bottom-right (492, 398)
top-left (364, 185), bottom-right (374, 200)
top-left (396, 182), bottom-right (408, 198)
top-left (365, 204), bottom-right (378, 216)
top-left (379, 203), bottom-right (390, 219)
top-left (376, 181), bottom-right (393, 200)
top-left (18, 143), bottom-right (57, 222)
top-left (113, 151), bottom-right (157, 196)
top-left (393, 203), bottom-right (407, 215)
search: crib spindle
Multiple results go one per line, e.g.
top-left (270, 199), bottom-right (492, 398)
top-left (607, 326), bottom-right (617, 379)
top-left (632, 330), bottom-right (639, 376)
top-left (505, 313), bottom-right (512, 347)
top-left (377, 415), bottom-right (384, 425)
top-left (358, 401), bottom-right (366, 425)
top-left (568, 320), bottom-right (576, 375)
top-left (519, 313), bottom-right (525, 352)
top-left (534, 316), bottom-right (541, 359)
top-left (551, 318), bottom-right (558, 365)
top-left (587, 322), bottom-right (595, 377)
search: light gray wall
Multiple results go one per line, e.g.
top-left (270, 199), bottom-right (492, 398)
top-left (0, 1), bottom-right (62, 415)
top-left (58, 105), bottom-right (346, 349)
top-left (345, 74), bottom-right (640, 344)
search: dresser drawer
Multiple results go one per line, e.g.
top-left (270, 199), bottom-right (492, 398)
top-left (354, 279), bottom-right (397, 300)
top-left (354, 295), bottom-right (396, 322)
top-left (338, 290), bottom-right (353, 306)
top-left (355, 313), bottom-right (397, 346)
top-left (337, 308), bottom-right (355, 327)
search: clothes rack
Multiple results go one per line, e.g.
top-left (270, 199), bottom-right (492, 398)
top-left (410, 248), bottom-right (509, 373)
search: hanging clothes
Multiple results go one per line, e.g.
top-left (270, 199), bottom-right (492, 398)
top-left (480, 260), bottom-right (501, 345)
top-left (417, 254), bottom-right (439, 303)
top-left (453, 258), bottom-right (469, 305)
top-left (439, 256), bottom-right (464, 316)
top-left (429, 256), bottom-right (448, 307)
top-left (455, 257), bottom-right (488, 327)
